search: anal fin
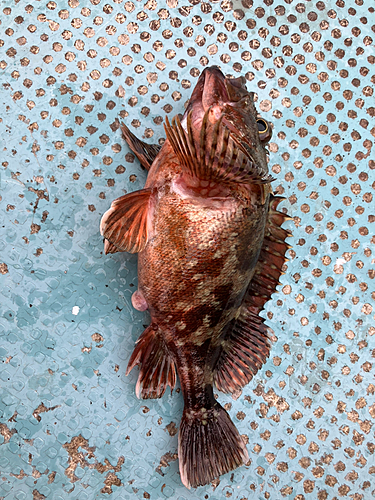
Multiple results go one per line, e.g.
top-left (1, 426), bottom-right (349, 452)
top-left (214, 195), bottom-right (291, 393)
top-left (121, 123), bottom-right (161, 171)
top-left (126, 324), bottom-right (176, 399)
top-left (100, 188), bottom-right (153, 254)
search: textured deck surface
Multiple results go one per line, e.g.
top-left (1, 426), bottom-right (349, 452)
top-left (0, 0), bottom-right (374, 499)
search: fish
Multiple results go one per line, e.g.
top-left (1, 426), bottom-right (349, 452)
top-left (100, 66), bottom-right (291, 488)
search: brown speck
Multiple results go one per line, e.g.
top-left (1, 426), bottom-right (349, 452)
top-left (11, 469), bottom-right (27, 479)
top-left (62, 434), bottom-right (124, 489)
top-left (101, 472), bottom-right (122, 494)
top-left (0, 263), bottom-right (9, 274)
top-left (33, 403), bottom-right (60, 422)
top-left (30, 223), bottom-right (41, 234)
top-left (8, 410), bottom-right (17, 422)
top-left (48, 471), bottom-right (56, 484)
top-left (92, 333), bottom-right (104, 343)
top-left (155, 451), bottom-right (178, 476)
top-left (32, 490), bottom-right (46, 500)
top-left (165, 421), bottom-right (178, 436)
top-left (0, 422), bottom-right (17, 442)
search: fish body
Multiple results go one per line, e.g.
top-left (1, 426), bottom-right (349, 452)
top-left (100, 67), bottom-right (290, 488)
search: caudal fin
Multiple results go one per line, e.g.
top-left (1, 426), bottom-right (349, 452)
top-left (178, 401), bottom-right (249, 488)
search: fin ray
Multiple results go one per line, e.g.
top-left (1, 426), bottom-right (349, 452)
top-left (121, 123), bottom-right (161, 170)
top-left (179, 401), bottom-right (248, 488)
top-left (126, 324), bottom-right (176, 399)
top-left (100, 188), bottom-right (152, 254)
top-left (164, 112), bottom-right (274, 186)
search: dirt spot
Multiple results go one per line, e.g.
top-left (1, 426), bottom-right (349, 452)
top-left (155, 451), bottom-right (178, 476)
top-left (101, 472), bottom-right (122, 494)
top-left (10, 469), bottom-right (27, 479)
top-left (32, 402), bottom-right (60, 422)
top-left (8, 410), bottom-right (17, 421)
top-left (28, 186), bottom-right (49, 212)
top-left (32, 490), bottom-right (46, 500)
top-left (92, 333), bottom-right (104, 343)
top-left (0, 422), bottom-right (17, 443)
top-left (0, 263), bottom-right (9, 274)
top-left (254, 385), bottom-right (290, 414)
top-left (48, 471), bottom-right (56, 483)
top-left (165, 421), bottom-right (178, 437)
top-left (30, 223), bottom-right (41, 234)
top-left (63, 435), bottom-right (124, 493)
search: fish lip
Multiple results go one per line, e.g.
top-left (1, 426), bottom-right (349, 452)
top-left (187, 66), bottom-right (253, 112)
top-left (201, 66), bottom-right (229, 108)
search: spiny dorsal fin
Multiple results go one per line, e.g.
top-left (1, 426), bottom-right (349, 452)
top-left (214, 195), bottom-right (292, 394)
top-left (100, 188), bottom-right (153, 254)
top-left (121, 122), bottom-right (161, 171)
top-left (164, 111), bottom-right (274, 186)
top-left (126, 324), bottom-right (177, 399)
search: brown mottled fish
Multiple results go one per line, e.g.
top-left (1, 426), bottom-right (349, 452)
top-left (100, 66), bottom-right (291, 488)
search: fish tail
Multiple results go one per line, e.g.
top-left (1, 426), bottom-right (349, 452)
top-left (178, 398), bottom-right (249, 488)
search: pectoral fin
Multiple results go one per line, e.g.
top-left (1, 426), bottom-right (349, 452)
top-left (121, 123), bottom-right (161, 170)
top-left (214, 195), bottom-right (291, 393)
top-left (100, 188), bottom-right (153, 254)
top-left (104, 240), bottom-right (121, 254)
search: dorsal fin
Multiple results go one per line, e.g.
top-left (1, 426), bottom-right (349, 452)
top-left (164, 111), bottom-right (274, 185)
top-left (100, 188), bottom-right (153, 254)
top-left (214, 195), bottom-right (292, 393)
top-left (121, 123), bottom-right (161, 171)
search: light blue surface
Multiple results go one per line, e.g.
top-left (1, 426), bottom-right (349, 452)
top-left (1, 0), bottom-right (374, 498)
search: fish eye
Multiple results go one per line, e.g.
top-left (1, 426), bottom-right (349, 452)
top-left (256, 117), bottom-right (272, 144)
top-left (256, 118), bottom-right (268, 133)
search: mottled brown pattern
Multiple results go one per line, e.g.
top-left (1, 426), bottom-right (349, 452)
top-left (101, 67), bottom-right (289, 489)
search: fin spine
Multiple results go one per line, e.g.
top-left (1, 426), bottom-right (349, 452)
top-left (164, 111), bottom-right (274, 186)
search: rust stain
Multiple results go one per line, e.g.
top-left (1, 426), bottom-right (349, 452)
top-left (32, 402), bottom-right (61, 422)
top-left (32, 490), bottom-right (46, 500)
top-left (62, 435), bottom-right (124, 494)
top-left (0, 422), bottom-right (17, 443)
top-left (155, 451), bottom-right (178, 476)
top-left (165, 421), bottom-right (178, 437)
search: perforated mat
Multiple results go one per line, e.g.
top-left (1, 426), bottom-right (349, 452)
top-left (0, 0), bottom-right (374, 498)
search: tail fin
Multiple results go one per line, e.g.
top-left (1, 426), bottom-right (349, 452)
top-left (178, 401), bottom-right (249, 488)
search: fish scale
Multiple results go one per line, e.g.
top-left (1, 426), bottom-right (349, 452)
top-left (100, 66), bottom-right (290, 488)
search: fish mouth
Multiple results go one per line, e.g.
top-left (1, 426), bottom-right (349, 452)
top-left (190, 66), bottom-right (253, 111)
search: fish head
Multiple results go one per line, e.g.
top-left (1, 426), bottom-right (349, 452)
top-left (184, 66), bottom-right (272, 175)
